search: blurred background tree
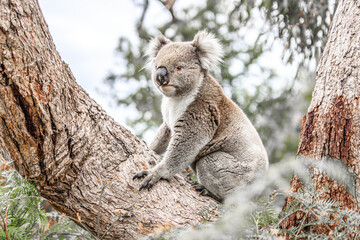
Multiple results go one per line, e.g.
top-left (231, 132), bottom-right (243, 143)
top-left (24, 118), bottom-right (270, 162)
top-left (103, 0), bottom-right (337, 163)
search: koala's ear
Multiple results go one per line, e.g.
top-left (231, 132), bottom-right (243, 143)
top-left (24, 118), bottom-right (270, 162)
top-left (145, 35), bottom-right (171, 70)
top-left (192, 31), bottom-right (224, 71)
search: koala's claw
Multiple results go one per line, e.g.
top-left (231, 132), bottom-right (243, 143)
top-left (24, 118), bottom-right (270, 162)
top-left (133, 170), bottom-right (161, 191)
top-left (192, 183), bottom-right (222, 202)
top-left (200, 188), bottom-right (223, 203)
top-left (192, 183), bottom-right (206, 191)
top-left (141, 174), bottom-right (161, 191)
top-left (139, 176), bottom-right (153, 190)
top-left (133, 170), bottom-right (149, 180)
top-left (200, 189), bottom-right (210, 196)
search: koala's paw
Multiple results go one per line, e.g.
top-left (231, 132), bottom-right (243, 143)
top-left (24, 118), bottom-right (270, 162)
top-left (133, 170), bottom-right (149, 180)
top-left (192, 183), bottom-right (223, 202)
top-left (200, 189), bottom-right (223, 203)
top-left (192, 183), bottom-right (206, 191)
top-left (133, 170), bottom-right (161, 191)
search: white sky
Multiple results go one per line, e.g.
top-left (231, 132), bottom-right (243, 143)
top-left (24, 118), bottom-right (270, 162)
top-left (37, 0), bottom-right (141, 129)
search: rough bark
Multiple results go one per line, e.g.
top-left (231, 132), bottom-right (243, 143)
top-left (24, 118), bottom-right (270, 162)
top-left (281, 0), bottom-right (360, 235)
top-left (0, 0), bottom-right (217, 239)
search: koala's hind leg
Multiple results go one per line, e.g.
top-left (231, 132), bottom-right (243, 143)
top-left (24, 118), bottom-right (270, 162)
top-left (195, 151), bottom-right (248, 202)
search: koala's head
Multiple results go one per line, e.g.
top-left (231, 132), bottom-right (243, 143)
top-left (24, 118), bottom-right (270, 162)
top-left (146, 31), bottom-right (223, 97)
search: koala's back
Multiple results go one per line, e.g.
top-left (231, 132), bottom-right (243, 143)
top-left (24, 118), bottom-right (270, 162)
top-left (190, 76), bottom-right (266, 161)
top-left (187, 75), bottom-right (268, 199)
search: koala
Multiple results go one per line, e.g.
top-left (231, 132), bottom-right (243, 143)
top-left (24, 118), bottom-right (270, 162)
top-left (133, 31), bottom-right (268, 202)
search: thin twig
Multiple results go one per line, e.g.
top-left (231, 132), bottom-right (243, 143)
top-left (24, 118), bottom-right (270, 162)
top-left (136, 0), bottom-right (149, 32)
top-left (44, 231), bottom-right (94, 240)
top-left (295, 210), bottom-right (309, 238)
top-left (0, 212), bottom-right (9, 240)
top-left (308, 207), bottom-right (332, 232)
top-left (65, 215), bottom-right (97, 239)
top-left (169, 7), bottom-right (176, 22)
top-left (251, 214), bottom-right (259, 235)
top-left (276, 208), bottom-right (307, 229)
top-left (157, 0), bottom-right (177, 22)
top-left (100, 216), bottom-right (122, 240)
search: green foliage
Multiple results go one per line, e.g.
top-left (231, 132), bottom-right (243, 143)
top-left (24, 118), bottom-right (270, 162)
top-left (232, 0), bottom-right (337, 62)
top-left (188, 171), bottom-right (198, 184)
top-left (0, 163), bottom-right (129, 240)
top-left (0, 166), bottom-right (93, 240)
top-left (39, 213), bottom-right (95, 240)
top-left (197, 204), bottom-right (219, 224)
top-left (0, 169), bottom-right (46, 239)
top-left (251, 196), bottom-right (279, 228)
top-left (247, 185), bottom-right (360, 239)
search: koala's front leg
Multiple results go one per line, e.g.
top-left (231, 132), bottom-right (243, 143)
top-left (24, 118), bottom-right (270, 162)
top-left (133, 134), bottom-right (208, 190)
top-left (149, 123), bottom-right (171, 155)
top-left (133, 123), bottom-right (171, 189)
top-left (133, 169), bottom-right (162, 190)
top-left (133, 159), bottom-right (170, 190)
top-left (134, 111), bottom-right (216, 190)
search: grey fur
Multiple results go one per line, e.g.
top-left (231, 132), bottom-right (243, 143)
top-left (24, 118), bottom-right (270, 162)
top-left (133, 31), bottom-right (269, 201)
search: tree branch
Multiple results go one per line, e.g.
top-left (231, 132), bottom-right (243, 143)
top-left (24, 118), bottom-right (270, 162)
top-left (0, 0), bottom-right (217, 239)
top-left (136, 0), bottom-right (149, 32)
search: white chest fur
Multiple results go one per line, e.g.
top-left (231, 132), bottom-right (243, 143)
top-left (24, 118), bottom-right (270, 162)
top-left (161, 89), bottom-right (198, 131)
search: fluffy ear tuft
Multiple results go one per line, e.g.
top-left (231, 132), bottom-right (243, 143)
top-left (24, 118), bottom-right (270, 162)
top-left (192, 31), bottom-right (224, 71)
top-left (145, 35), bottom-right (171, 71)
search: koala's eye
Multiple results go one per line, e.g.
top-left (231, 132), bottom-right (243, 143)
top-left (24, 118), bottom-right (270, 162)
top-left (175, 66), bottom-right (183, 71)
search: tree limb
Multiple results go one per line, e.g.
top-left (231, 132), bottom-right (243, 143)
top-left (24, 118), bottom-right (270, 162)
top-left (0, 0), bottom-right (217, 239)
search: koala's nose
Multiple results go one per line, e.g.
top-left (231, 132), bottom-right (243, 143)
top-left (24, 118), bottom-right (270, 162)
top-left (156, 67), bottom-right (169, 86)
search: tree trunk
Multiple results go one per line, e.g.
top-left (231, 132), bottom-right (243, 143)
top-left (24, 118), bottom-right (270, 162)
top-left (281, 0), bottom-right (360, 235)
top-left (0, 0), bottom-right (217, 239)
